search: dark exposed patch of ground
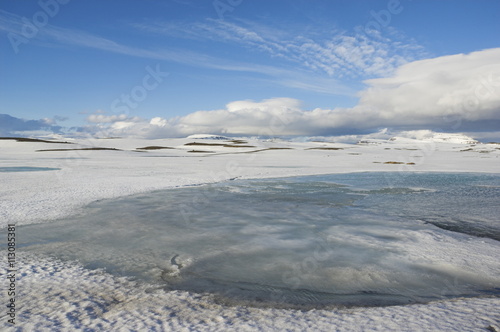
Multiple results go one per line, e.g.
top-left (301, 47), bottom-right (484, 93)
top-left (225, 140), bottom-right (249, 144)
top-left (197, 147), bottom-right (294, 156)
top-left (187, 150), bottom-right (215, 153)
top-left (184, 142), bottom-right (255, 148)
top-left (240, 148), bottom-right (293, 153)
top-left (373, 161), bottom-right (415, 165)
top-left (36, 148), bottom-right (122, 152)
top-left (185, 142), bottom-right (227, 147)
top-left (306, 147), bottom-right (344, 150)
top-left (0, 137), bottom-right (72, 144)
top-left (136, 146), bottom-right (174, 150)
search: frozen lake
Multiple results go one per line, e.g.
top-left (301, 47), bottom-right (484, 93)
top-left (18, 172), bottom-right (500, 308)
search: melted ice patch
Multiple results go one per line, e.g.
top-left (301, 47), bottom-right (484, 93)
top-left (17, 172), bottom-right (500, 307)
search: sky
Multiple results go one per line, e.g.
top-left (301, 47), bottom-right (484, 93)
top-left (1, 0), bottom-right (499, 140)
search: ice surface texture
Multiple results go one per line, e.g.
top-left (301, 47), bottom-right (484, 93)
top-left (18, 172), bottom-right (500, 308)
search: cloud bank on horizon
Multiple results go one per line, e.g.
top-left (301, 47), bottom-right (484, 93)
top-left (0, 114), bottom-right (64, 137)
top-left (82, 48), bottom-right (500, 139)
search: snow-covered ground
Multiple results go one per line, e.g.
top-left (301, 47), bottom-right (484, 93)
top-left (1, 134), bottom-right (499, 331)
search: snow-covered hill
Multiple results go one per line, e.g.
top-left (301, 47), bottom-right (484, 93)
top-left (389, 130), bottom-right (479, 144)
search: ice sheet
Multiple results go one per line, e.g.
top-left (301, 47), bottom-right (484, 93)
top-left (1, 136), bottom-right (500, 331)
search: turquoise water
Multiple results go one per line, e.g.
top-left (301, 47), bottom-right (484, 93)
top-left (0, 166), bottom-right (60, 172)
top-left (16, 172), bottom-right (500, 307)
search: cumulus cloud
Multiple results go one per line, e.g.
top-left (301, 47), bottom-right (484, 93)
top-left (94, 98), bottom-right (353, 138)
top-left (41, 115), bottom-right (68, 125)
top-left (356, 48), bottom-right (500, 130)
top-left (89, 49), bottom-right (499, 138)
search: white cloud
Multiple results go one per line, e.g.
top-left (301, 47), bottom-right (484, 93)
top-left (86, 48), bottom-right (500, 138)
top-left (86, 114), bottom-right (140, 123)
top-left (357, 48), bottom-right (500, 129)
top-left (88, 99), bottom-right (372, 138)
top-left (42, 116), bottom-right (67, 125)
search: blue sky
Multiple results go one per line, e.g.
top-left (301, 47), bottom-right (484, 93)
top-left (1, 0), bottom-right (499, 138)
